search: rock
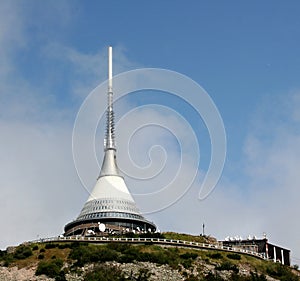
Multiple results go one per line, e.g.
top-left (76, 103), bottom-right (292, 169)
top-left (0, 266), bottom-right (54, 281)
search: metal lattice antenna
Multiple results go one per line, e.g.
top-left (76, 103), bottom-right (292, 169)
top-left (104, 46), bottom-right (116, 151)
top-left (99, 46), bottom-right (119, 177)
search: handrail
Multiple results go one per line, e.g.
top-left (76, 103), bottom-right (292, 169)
top-left (29, 236), bottom-right (266, 260)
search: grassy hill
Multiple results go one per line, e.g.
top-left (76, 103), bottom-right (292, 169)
top-left (0, 233), bottom-right (299, 281)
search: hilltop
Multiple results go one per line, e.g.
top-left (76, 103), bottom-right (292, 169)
top-left (0, 233), bottom-right (299, 281)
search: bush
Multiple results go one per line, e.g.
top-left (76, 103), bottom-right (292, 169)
top-left (13, 245), bottom-right (33, 260)
top-left (180, 252), bottom-right (198, 260)
top-left (84, 264), bottom-right (126, 281)
top-left (40, 248), bottom-right (45, 253)
top-left (0, 250), bottom-right (8, 261)
top-left (216, 261), bottom-right (239, 273)
top-left (36, 258), bottom-right (64, 279)
top-left (45, 243), bottom-right (57, 249)
top-left (32, 245), bottom-right (39, 251)
top-left (68, 244), bottom-right (119, 267)
top-left (227, 253), bottom-right (241, 260)
top-left (205, 272), bottom-right (224, 281)
top-left (106, 243), bottom-right (131, 253)
top-left (38, 254), bottom-right (44, 260)
top-left (2, 254), bottom-right (13, 267)
top-left (182, 259), bottom-right (193, 269)
top-left (58, 243), bottom-right (71, 249)
top-left (208, 252), bottom-right (223, 259)
top-left (266, 263), bottom-right (299, 281)
top-left (136, 268), bottom-right (152, 281)
top-left (249, 271), bottom-right (267, 281)
top-left (68, 245), bottom-right (92, 266)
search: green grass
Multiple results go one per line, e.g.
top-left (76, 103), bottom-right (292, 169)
top-left (0, 238), bottom-right (298, 281)
top-left (163, 232), bottom-right (215, 243)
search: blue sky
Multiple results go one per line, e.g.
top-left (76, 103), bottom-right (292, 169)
top-left (11, 1), bottom-right (300, 158)
top-left (1, 1), bottom-right (300, 264)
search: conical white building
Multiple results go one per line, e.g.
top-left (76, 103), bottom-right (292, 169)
top-left (64, 47), bottom-right (156, 236)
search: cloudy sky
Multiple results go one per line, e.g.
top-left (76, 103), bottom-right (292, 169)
top-left (0, 1), bottom-right (300, 265)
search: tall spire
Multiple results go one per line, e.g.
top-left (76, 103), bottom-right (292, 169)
top-left (63, 45), bottom-right (157, 236)
top-left (104, 46), bottom-right (116, 151)
top-left (100, 46), bottom-right (119, 177)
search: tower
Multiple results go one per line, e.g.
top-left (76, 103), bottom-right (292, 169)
top-left (64, 46), bottom-right (156, 236)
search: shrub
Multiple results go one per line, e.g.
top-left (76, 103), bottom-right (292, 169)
top-left (40, 248), bottom-right (45, 253)
top-left (32, 245), bottom-right (39, 251)
top-left (68, 244), bottom-right (119, 267)
top-left (216, 261), bottom-right (239, 273)
top-left (249, 271), bottom-right (267, 281)
top-left (180, 252), bottom-right (198, 260)
top-left (45, 243), bottom-right (57, 249)
top-left (2, 254), bottom-right (13, 267)
top-left (227, 253), bottom-right (241, 260)
top-left (13, 245), bottom-right (33, 260)
top-left (0, 250), bottom-right (8, 261)
top-left (36, 258), bottom-right (64, 279)
top-left (58, 243), bottom-right (71, 249)
top-left (68, 245), bottom-right (92, 267)
top-left (106, 243), bottom-right (131, 253)
top-left (205, 272), bottom-right (224, 281)
top-left (208, 252), bottom-right (223, 259)
top-left (182, 259), bottom-right (193, 269)
top-left (38, 254), bottom-right (44, 260)
top-left (136, 268), bottom-right (152, 281)
top-left (292, 264), bottom-right (299, 270)
top-left (84, 264), bottom-right (126, 281)
top-left (266, 263), bottom-right (298, 281)
top-left (91, 247), bottom-right (119, 263)
top-left (69, 241), bottom-right (88, 249)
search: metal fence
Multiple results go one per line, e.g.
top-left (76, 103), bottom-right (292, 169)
top-left (29, 235), bottom-right (266, 260)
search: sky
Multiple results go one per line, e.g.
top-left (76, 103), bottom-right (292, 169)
top-left (0, 0), bottom-right (300, 265)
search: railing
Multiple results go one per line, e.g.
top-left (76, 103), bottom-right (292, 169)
top-left (30, 236), bottom-right (266, 260)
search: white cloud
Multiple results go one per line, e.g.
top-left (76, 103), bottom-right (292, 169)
top-left (158, 91), bottom-right (300, 265)
top-left (0, 2), bottom-right (156, 250)
top-left (243, 93), bottom-right (300, 261)
top-left (0, 1), bottom-right (299, 267)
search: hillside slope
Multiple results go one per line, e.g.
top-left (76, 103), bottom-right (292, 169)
top-left (0, 233), bottom-right (299, 281)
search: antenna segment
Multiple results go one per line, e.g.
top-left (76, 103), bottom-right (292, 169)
top-left (108, 46), bottom-right (113, 92)
top-left (105, 46), bottom-right (116, 150)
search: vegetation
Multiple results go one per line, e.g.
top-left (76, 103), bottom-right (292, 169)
top-left (0, 235), bottom-right (298, 281)
top-left (36, 258), bottom-right (66, 280)
top-left (266, 262), bottom-right (299, 281)
top-left (68, 242), bottom-right (199, 270)
top-left (163, 232), bottom-right (214, 243)
top-left (216, 261), bottom-right (239, 273)
top-left (227, 253), bottom-right (241, 260)
top-left (208, 252), bottom-right (223, 259)
top-left (13, 245), bottom-right (32, 260)
top-left (201, 272), bottom-right (268, 281)
top-left (84, 264), bottom-right (126, 281)
top-left (38, 254), bottom-right (44, 259)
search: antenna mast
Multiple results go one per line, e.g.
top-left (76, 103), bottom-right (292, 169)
top-left (105, 46), bottom-right (116, 150)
